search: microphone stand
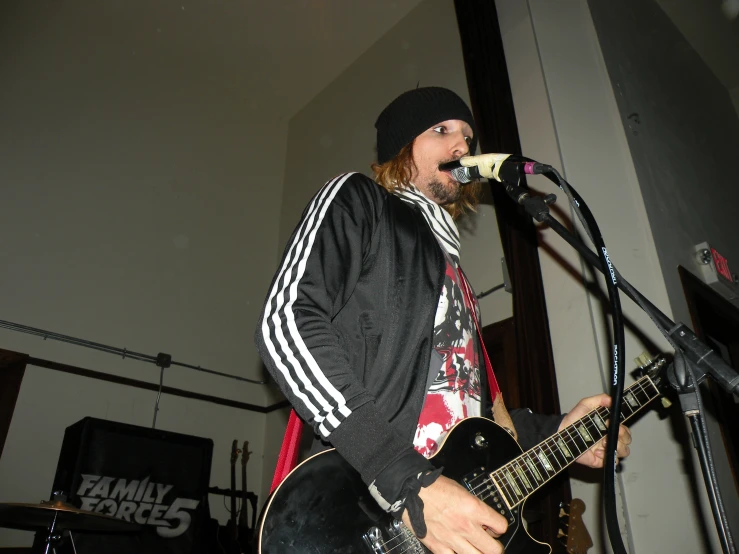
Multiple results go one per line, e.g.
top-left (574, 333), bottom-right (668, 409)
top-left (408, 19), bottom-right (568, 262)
top-left (500, 179), bottom-right (738, 554)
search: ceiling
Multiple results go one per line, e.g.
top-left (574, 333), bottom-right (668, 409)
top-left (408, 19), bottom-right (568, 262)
top-left (126, 0), bottom-right (428, 119)
top-left (656, 0), bottom-right (739, 92)
top-left (157, 0), bottom-right (738, 116)
top-left (2, 0), bottom-right (735, 121)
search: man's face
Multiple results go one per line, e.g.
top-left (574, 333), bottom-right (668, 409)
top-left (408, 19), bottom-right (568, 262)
top-left (409, 119), bottom-right (473, 206)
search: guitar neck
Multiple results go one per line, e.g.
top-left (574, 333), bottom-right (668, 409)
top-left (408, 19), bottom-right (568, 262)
top-left (490, 375), bottom-right (660, 509)
top-left (239, 464), bottom-right (248, 525)
top-left (230, 466), bottom-right (237, 521)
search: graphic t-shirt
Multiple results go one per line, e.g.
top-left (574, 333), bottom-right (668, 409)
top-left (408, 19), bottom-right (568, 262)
top-left (413, 258), bottom-right (482, 457)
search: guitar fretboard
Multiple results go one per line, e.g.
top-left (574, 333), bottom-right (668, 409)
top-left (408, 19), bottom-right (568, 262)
top-left (485, 376), bottom-right (659, 509)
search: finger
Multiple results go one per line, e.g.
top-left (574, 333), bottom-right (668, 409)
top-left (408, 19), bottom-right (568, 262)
top-left (466, 526), bottom-right (505, 554)
top-left (421, 541), bottom-right (456, 554)
top-left (618, 425), bottom-right (632, 445)
top-left (426, 527), bottom-right (498, 554)
top-left (616, 441), bottom-right (631, 458)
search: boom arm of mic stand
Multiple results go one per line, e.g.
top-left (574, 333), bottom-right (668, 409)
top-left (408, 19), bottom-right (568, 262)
top-left (501, 181), bottom-right (739, 396)
top-left (502, 179), bottom-right (738, 554)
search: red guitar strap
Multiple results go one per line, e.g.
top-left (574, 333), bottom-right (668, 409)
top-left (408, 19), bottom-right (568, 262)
top-left (459, 268), bottom-right (517, 439)
top-left (270, 409), bottom-right (303, 492)
top-left (458, 269), bottom-right (501, 400)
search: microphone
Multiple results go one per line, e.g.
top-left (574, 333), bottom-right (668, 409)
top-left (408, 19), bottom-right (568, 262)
top-left (439, 154), bottom-right (549, 184)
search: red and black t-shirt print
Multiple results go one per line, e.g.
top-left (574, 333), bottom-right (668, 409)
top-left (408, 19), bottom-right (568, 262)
top-left (414, 260), bottom-right (482, 457)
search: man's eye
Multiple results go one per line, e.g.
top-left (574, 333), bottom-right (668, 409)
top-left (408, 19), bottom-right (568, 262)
top-left (432, 126), bottom-right (446, 134)
top-left (465, 137), bottom-right (473, 145)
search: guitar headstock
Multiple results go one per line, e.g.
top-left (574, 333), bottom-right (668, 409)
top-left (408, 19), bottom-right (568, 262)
top-left (241, 441), bottom-right (251, 466)
top-left (230, 439), bottom-right (241, 465)
top-left (558, 498), bottom-right (593, 554)
top-left (634, 352), bottom-right (672, 407)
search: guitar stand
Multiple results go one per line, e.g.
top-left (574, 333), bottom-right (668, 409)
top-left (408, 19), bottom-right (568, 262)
top-left (206, 486), bottom-right (259, 532)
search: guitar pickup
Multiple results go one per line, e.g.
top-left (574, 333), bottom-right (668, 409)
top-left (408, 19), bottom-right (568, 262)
top-left (463, 468), bottom-right (518, 525)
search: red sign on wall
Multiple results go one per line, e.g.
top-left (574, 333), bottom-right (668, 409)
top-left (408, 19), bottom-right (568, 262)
top-left (711, 248), bottom-right (733, 284)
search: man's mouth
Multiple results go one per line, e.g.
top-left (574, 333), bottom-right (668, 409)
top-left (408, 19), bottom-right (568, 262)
top-left (439, 162), bottom-right (461, 184)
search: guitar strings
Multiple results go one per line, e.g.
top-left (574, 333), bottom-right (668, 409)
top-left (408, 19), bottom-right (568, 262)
top-left (375, 526), bottom-right (422, 554)
top-left (370, 398), bottom-right (624, 554)
top-left (368, 377), bottom-right (655, 553)
top-left (467, 378), bottom-right (654, 507)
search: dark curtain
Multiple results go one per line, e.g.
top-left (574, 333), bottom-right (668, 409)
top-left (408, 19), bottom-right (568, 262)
top-left (453, 1), bottom-right (570, 550)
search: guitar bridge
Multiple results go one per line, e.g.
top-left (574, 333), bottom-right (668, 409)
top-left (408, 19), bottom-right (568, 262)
top-left (362, 526), bottom-right (385, 553)
top-left (362, 520), bottom-right (426, 553)
top-left (463, 468), bottom-right (519, 526)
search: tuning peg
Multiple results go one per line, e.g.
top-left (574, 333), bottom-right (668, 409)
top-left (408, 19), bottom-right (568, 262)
top-left (557, 528), bottom-right (567, 539)
top-left (634, 352), bottom-right (652, 368)
top-left (559, 507), bottom-right (569, 518)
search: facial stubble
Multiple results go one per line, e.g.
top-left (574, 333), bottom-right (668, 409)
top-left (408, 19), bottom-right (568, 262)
top-left (426, 177), bottom-right (462, 206)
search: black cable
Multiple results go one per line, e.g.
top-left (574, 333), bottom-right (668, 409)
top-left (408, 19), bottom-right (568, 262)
top-left (525, 207), bottom-right (736, 553)
top-left (538, 169), bottom-right (734, 553)
top-left (539, 168), bottom-right (628, 554)
top-left (0, 319), bottom-right (268, 385)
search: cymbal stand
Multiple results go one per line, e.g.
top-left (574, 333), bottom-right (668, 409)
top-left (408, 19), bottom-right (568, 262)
top-left (41, 509), bottom-right (61, 554)
top-left (40, 492), bottom-right (77, 554)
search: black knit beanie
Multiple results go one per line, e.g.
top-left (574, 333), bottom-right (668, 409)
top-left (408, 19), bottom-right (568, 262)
top-left (375, 86), bottom-right (477, 164)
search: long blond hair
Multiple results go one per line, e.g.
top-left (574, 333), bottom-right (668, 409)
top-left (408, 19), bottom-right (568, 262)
top-left (370, 143), bottom-right (481, 220)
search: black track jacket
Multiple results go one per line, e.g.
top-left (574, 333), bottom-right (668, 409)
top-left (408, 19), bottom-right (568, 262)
top-left (255, 172), bottom-right (561, 508)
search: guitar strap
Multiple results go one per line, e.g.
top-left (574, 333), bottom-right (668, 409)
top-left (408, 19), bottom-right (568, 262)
top-left (458, 268), bottom-right (518, 441)
top-left (270, 267), bottom-right (517, 492)
top-left (270, 409), bottom-right (303, 493)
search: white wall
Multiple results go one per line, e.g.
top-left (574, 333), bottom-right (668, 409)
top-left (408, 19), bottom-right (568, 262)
top-left (588, 0), bottom-right (739, 546)
top-left (278, 0), bottom-right (511, 327)
top-left (496, 0), bottom-right (722, 552)
top-left (0, 2), bottom-right (286, 546)
top-left (588, 0), bottom-right (739, 326)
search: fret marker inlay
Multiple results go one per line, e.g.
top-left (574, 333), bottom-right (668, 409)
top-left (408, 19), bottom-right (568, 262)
top-left (514, 465), bottom-right (532, 490)
top-left (537, 451), bottom-right (553, 472)
top-left (626, 392), bottom-right (639, 408)
top-left (576, 423), bottom-right (593, 442)
top-left (593, 413), bottom-right (607, 431)
top-left (525, 457), bottom-right (543, 482)
top-left (556, 437), bottom-right (572, 458)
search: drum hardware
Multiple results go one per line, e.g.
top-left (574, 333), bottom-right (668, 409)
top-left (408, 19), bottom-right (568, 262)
top-left (0, 491), bottom-right (141, 554)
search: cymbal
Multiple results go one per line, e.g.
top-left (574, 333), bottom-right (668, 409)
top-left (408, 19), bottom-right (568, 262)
top-left (0, 500), bottom-right (141, 533)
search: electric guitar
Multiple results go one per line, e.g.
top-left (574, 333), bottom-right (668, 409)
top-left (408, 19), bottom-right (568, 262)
top-left (558, 499), bottom-right (593, 553)
top-left (258, 356), bottom-right (667, 553)
top-left (224, 439), bottom-right (242, 554)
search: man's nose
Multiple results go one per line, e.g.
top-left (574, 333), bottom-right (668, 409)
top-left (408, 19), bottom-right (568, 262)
top-left (450, 134), bottom-right (469, 158)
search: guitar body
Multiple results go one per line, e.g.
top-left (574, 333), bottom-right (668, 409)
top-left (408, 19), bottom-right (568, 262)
top-left (259, 418), bottom-right (550, 554)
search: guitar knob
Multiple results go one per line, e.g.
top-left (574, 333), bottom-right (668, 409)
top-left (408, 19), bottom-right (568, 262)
top-left (473, 433), bottom-right (488, 449)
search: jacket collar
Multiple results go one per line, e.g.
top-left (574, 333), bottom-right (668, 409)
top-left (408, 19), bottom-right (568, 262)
top-left (393, 184), bottom-right (461, 265)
